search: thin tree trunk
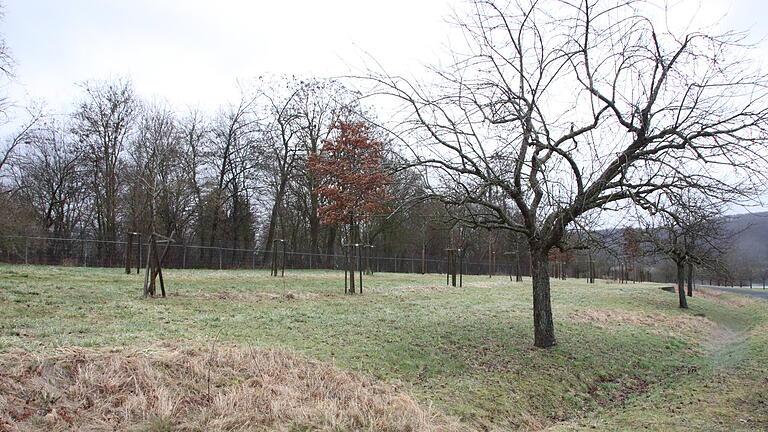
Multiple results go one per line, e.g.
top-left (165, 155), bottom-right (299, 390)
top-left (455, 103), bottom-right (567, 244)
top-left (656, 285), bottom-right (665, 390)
top-left (263, 180), bottom-right (288, 261)
top-left (686, 262), bottom-right (694, 297)
top-left (125, 232), bottom-right (133, 274)
top-left (324, 226), bottom-right (337, 268)
top-left (421, 242), bottom-right (426, 275)
top-left (348, 214), bottom-right (355, 294)
top-left (632, 261), bottom-right (638, 283)
top-left (677, 261), bottom-right (688, 309)
top-left (530, 248), bottom-right (556, 348)
top-left (309, 191), bottom-right (320, 253)
top-left (488, 237), bottom-right (492, 278)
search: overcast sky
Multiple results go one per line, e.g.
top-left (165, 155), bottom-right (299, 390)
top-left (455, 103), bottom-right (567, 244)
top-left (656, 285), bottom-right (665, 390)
top-left (3, 0), bottom-right (767, 115)
top-left (2, 0), bottom-right (456, 113)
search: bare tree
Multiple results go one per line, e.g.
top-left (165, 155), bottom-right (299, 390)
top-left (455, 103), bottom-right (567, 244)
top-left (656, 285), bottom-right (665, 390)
top-left (638, 192), bottom-right (729, 308)
top-left (72, 78), bottom-right (139, 264)
top-left (177, 108), bottom-right (210, 245)
top-left (126, 104), bottom-right (197, 238)
top-left (203, 91), bottom-right (260, 255)
top-left (0, 7), bottom-right (43, 195)
top-left (369, 0), bottom-right (768, 347)
top-left (0, 106), bottom-right (44, 191)
top-left (14, 119), bottom-right (88, 239)
top-left (257, 79), bottom-right (303, 259)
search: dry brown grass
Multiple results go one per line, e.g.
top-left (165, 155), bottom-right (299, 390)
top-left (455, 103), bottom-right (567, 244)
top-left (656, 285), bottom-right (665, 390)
top-left (568, 308), bottom-right (715, 337)
top-left (0, 343), bottom-right (467, 432)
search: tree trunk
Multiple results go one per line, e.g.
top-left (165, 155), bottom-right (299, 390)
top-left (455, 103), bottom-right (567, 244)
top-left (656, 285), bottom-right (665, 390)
top-left (125, 232), bottom-right (133, 274)
top-left (263, 180), bottom-right (288, 261)
top-left (632, 261), bottom-right (636, 283)
top-left (421, 242), bottom-right (426, 274)
top-left (309, 205), bottom-right (320, 253)
top-left (530, 249), bottom-right (556, 348)
top-left (686, 262), bottom-right (694, 297)
top-left (347, 215), bottom-right (356, 293)
top-left (348, 248), bottom-right (356, 294)
top-left (323, 226), bottom-right (336, 268)
top-left (676, 260), bottom-right (688, 309)
top-left (204, 193), bottom-right (223, 267)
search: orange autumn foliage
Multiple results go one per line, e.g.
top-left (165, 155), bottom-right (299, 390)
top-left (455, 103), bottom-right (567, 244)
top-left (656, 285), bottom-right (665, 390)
top-left (308, 121), bottom-right (391, 226)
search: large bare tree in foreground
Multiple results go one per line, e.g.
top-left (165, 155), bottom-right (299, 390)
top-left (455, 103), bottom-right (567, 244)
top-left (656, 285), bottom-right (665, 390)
top-left (371, 0), bottom-right (768, 347)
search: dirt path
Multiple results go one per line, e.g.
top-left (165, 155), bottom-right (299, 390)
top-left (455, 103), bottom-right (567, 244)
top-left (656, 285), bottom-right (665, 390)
top-left (705, 323), bottom-right (747, 370)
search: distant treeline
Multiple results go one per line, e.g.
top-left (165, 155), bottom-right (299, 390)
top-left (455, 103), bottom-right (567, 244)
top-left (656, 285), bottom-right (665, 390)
top-left (0, 77), bottom-right (526, 268)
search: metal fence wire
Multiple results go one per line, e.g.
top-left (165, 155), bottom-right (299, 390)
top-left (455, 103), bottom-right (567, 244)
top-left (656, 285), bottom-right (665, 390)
top-left (0, 235), bottom-right (531, 277)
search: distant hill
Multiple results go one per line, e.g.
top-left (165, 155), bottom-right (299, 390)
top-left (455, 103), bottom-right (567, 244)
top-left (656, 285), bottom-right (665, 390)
top-left (723, 211), bottom-right (768, 258)
top-left (587, 211), bottom-right (768, 282)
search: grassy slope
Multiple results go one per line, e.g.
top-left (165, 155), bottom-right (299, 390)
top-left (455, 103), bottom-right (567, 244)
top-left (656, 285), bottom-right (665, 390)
top-left (0, 264), bottom-right (765, 431)
top-left (549, 289), bottom-right (768, 432)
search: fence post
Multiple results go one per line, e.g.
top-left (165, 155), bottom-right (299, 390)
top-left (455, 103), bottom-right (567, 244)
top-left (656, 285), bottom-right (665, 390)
top-left (182, 244), bottom-right (187, 269)
top-left (24, 237), bottom-right (29, 265)
top-left (219, 247), bottom-right (223, 270)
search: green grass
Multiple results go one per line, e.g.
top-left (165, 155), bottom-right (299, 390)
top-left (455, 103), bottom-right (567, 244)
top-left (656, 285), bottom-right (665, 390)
top-left (550, 291), bottom-right (768, 432)
top-left (1, 264), bottom-right (766, 430)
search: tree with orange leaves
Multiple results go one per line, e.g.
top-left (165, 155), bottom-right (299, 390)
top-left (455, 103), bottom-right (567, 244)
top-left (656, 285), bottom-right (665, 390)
top-left (308, 120), bottom-right (391, 293)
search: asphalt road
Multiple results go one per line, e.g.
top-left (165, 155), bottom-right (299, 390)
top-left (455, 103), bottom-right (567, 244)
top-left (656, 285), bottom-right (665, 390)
top-left (700, 285), bottom-right (768, 300)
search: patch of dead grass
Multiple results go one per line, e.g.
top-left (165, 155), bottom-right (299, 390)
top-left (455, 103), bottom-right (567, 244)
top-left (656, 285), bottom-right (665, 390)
top-left (568, 308), bottom-right (715, 337)
top-left (0, 343), bottom-right (467, 432)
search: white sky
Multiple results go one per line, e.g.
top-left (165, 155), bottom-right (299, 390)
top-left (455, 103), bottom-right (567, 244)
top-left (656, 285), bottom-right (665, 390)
top-left (2, 0), bottom-right (767, 114)
top-left (2, 0), bottom-right (456, 113)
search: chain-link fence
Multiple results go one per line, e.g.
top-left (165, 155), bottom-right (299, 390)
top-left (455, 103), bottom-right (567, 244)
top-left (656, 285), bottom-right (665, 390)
top-left (0, 235), bottom-right (526, 277)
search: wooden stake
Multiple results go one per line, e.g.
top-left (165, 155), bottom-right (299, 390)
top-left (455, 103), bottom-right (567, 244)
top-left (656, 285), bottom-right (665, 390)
top-left (151, 236), bottom-right (166, 297)
top-left (142, 238), bottom-right (153, 297)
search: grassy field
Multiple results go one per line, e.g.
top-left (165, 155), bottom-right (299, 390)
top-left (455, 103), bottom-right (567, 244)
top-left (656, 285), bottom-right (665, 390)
top-left (0, 264), bottom-right (766, 431)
